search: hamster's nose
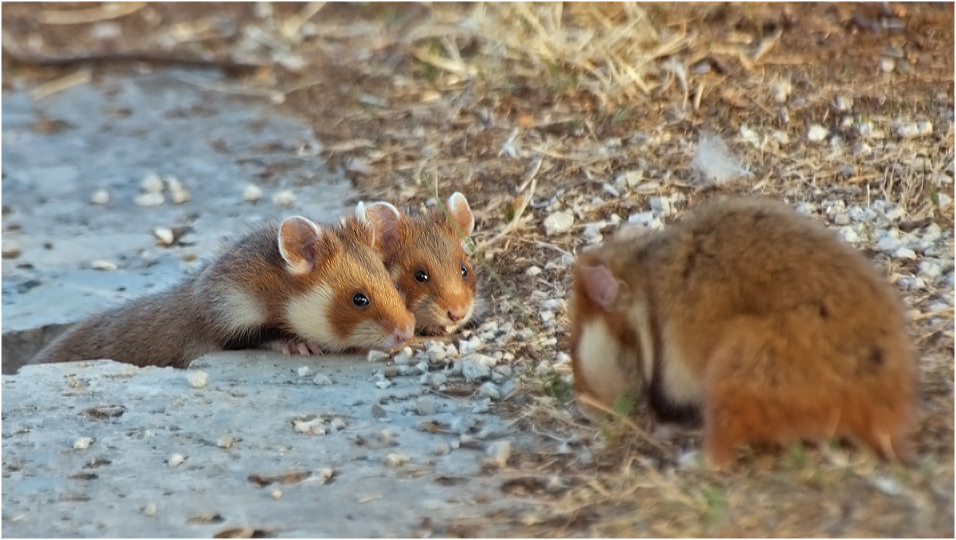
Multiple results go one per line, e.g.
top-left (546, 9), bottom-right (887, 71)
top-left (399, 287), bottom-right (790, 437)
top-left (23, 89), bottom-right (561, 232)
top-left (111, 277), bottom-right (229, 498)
top-left (394, 325), bottom-right (413, 344)
top-left (447, 304), bottom-right (468, 322)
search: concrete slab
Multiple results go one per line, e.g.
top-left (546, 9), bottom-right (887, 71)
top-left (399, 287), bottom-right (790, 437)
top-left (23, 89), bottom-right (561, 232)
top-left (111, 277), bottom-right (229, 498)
top-left (2, 352), bottom-right (532, 537)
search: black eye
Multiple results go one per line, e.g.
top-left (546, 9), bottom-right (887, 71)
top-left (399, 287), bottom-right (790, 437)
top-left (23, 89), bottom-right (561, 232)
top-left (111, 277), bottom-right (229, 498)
top-left (415, 270), bottom-right (429, 283)
top-left (352, 293), bottom-right (369, 308)
top-left (460, 264), bottom-right (469, 278)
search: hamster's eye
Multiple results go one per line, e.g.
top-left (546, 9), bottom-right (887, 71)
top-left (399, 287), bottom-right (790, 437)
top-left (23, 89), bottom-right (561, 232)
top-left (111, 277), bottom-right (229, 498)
top-left (394, 284), bottom-right (399, 290)
top-left (352, 293), bottom-right (369, 308)
top-left (415, 270), bottom-right (429, 283)
top-left (460, 264), bottom-right (468, 279)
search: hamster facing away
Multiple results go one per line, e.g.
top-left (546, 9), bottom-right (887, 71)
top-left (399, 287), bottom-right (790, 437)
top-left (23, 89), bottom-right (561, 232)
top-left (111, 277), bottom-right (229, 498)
top-left (29, 207), bottom-right (416, 369)
top-left (569, 197), bottom-right (916, 468)
top-left (361, 192), bottom-right (480, 335)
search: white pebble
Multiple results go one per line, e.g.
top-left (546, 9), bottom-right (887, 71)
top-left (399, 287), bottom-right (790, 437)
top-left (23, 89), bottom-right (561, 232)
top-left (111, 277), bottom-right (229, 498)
top-left (91, 189), bottom-right (110, 205)
top-left (879, 58), bottom-right (895, 73)
top-left (217, 436), bottom-right (234, 448)
top-left (487, 440), bottom-right (511, 467)
top-left (73, 437), bottom-right (93, 450)
top-left (543, 211), bottom-right (575, 236)
top-left (871, 476), bottom-right (902, 496)
top-left (243, 184), bottom-right (263, 203)
top-left (170, 187), bottom-right (191, 204)
top-left (91, 260), bottom-right (118, 271)
top-left (919, 261), bottom-right (943, 279)
top-left (875, 235), bottom-right (903, 252)
top-left (649, 196), bottom-right (673, 216)
top-left (433, 443), bottom-right (451, 456)
top-left (807, 125), bottom-right (829, 142)
top-left (525, 266), bottom-right (542, 276)
top-left (293, 417), bottom-right (326, 435)
top-left (168, 453), bottom-right (185, 467)
top-left (375, 380), bottom-right (392, 390)
top-left (894, 247), bottom-right (917, 260)
top-left (297, 366), bottom-right (312, 377)
top-left (315, 468), bottom-right (335, 484)
top-left (329, 418), bottom-right (347, 432)
top-left (153, 227), bottom-right (175, 246)
top-left (187, 371), bottom-right (209, 389)
top-left (460, 361), bottom-right (491, 382)
top-left (367, 350), bottom-right (390, 363)
top-left (838, 227), bottom-right (861, 244)
top-left (416, 397), bottom-right (436, 416)
top-left (421, 372), bottom-right (447, 387)
top-left (313, 374), bottom-right (332, 385)
top-left (143, 503), bottom-right (157, 516)
top-left (141, 173), bottom-right (165, 193)
top-left (478, 381), bottom-right (501, 400)
top-left (273, 190), bottom-right (297, 207)
top-left (393, 347), bottom-right (414, 365)
top-left (134, 192), bottom-right (165, 206)
top-left (384, 453), bottom-right (411, 467)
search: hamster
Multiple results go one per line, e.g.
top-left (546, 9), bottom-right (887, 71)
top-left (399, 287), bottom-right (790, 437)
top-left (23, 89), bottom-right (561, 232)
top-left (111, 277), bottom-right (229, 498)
top-left (569, 197), bottom-right (916, 468)
top-left (360, 192), bottom-right (481, 335)
top-left (29, 206), bottom-right (416, 369)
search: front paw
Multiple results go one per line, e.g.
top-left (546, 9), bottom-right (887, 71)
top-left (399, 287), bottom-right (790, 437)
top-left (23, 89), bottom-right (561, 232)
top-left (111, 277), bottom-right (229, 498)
top-left (266, 340), bottom-right (324, 357)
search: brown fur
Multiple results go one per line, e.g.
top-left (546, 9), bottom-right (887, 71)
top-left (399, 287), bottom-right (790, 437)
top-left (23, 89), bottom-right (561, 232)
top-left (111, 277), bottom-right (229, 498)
top-left (29, 216), bottom-right (414, 369)
top-left (569, 197), bottom-right (916, 468)
top-left (365, 194), bottom-right (479, 335)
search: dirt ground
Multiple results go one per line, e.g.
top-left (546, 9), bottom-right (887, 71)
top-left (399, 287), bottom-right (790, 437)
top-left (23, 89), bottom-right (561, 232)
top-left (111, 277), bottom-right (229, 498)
top-left (3, 2), bottom-right (954, 537)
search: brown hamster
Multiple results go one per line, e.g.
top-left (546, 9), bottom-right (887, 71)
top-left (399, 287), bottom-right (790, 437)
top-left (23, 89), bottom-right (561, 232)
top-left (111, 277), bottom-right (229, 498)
top-left (569, 197), bottom-right (916, 468)
top-left (29, 206), bottom-right (416, 369)
top-left (361, 192), bottom-right (481, 335)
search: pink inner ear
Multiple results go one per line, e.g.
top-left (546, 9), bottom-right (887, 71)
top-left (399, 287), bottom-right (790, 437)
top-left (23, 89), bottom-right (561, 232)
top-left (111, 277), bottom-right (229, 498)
top-left (363, 202), bottom-right (402, 250)
top-left (581, 264), bottom-right (619, 308)
top-left (447, 192), bottom-right (475, 237)
top-left (278, 216), bottom-right (322, 275)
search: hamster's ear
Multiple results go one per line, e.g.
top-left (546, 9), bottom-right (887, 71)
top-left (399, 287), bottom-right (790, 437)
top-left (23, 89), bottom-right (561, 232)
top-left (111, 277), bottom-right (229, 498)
top-left (357, 201), bottom-right (402, 252)
top-left (446, 192), bottom-right (475, 238)
top-left (581, 263), bottom-right (620, 309)
top-left (278, 216), bottom-right (324, 276)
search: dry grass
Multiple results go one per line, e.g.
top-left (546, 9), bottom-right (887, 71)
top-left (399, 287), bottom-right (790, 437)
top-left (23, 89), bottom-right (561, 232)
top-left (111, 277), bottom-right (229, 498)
top-left (3, 2), bottom-right (953, 537)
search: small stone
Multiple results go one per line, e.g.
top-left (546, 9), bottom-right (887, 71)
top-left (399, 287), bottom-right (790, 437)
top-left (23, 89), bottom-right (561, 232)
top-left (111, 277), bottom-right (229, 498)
top-left (421, 372), bottom-right (447, 387)
top-left (936, 193), bottom-right (952, 209)
top-left (875, 236), bottom-right (903, 252)
top-left (315, 468), bottom-right (334, 484)
top-left (293, 417), bottom-right (326, 435)
top-left (807, 125), bottom-right (829, 142)
top-left (434, 443), bottom-right (451, 456)
top-left (770, 130), bottom-right (789, 145)
top-left (879, 58), bottom-right (895, 73)
top-left (329, 418), bottom-right (347, 432)
top-left (141, 173), bottom-right (165, 194)
top-left (153, 227), bottom-right (175, 246)
top-left (628, 211), bottom-right (654, 226)
top-left (393, 347), bottom-right (414, 365)
top-left (460, 360), bottom-right (491, 382)
top-left (487, 440), bottom-right (511, 467)
top-left (478, 382), bottom-right (501, 400)
top-left (367, 350), bottom-right (390, 363)
top-left (273, 190), bottom-right (297, 207)
top-left (831, 213), bottom-right (850, 226)
top-left (217, 436), bottom-right (234, 449)
top-left (838, 227), bottom-right (861, 244)
top-left (894, 247), bottom-right (917, 260)
top-left (384, 453), bottom-right (411, 467)
top-left (871, 475), bottom-right (902, 496)
top-left (91, 189), bottom-right (110, 205)
top-left (543, 211), bottom-right (574, 236)
top-left (526, 265), bottom-right (542, 277)
top-left (170, 187), bottom-right (191, 204)
top-left (187, 371), bottom-right (209, 388)
top-left (649, 196), bottom-right (673, 216)
top-left (375, 380), bottom-right (392, 390)
top-left (297, 366), bottom-right (312, 377)
top-left (243, 184), bottom-right (263, 203)
top-left (313, 374), bottom-right (333, 385)
top-left (918, 261), bottom-right (943, 279)
top-left (91, 259), bottom-right (118, 271)
top-left (73, 437), bottom-right (93, 450)
top-left (832, 96), bottom-right (852, 112)
top-left (134, 192), bottom-right (165, 206)
top-left (143, 503), bottom-right (157, 516)
top-left (271, 489), bottom-right (282, 499)
top-left (2, 241), bottom-right (22, 259)
top-left (168, 453), bottom-right (185, 467)
top-left (415, 397), bottom-right (436, 416)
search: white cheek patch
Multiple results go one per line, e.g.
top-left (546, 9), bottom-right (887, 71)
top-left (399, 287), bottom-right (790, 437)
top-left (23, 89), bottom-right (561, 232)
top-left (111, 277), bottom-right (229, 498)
top-left (658, 325), bottom-right (704, 406)
top-left (214, 286), bottom-right (268, 334)
top-left (628, 302), bottom-right (656, 384)
top-left (576, 319), bottom-right (640, 406)
top-left (284, 284), bottom-right (344, 350)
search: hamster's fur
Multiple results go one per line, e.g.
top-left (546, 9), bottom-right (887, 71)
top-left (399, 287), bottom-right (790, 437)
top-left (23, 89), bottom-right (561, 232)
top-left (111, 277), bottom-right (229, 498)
top-left (569, 197), bottom-right (916, 468)
top-left (30, 209), bottom-right (415, 369)
top-left (361, 192), bottom-right (482, 335)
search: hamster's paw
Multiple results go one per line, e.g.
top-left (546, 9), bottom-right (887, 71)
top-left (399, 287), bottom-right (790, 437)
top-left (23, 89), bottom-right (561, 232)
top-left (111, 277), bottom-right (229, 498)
top-left (267, 340), bottom-right (325, 357)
